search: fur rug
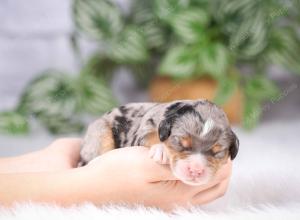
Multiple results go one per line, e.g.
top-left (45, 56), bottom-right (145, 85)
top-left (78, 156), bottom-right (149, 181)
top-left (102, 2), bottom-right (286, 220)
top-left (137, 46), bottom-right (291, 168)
top-left (1, 203), bottom-right (300, 220)
top-left (1, 120), bottom-right (300, 219)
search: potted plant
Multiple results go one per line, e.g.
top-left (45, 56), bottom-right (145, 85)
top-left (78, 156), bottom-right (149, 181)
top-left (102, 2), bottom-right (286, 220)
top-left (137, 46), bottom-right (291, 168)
top-left (1, 0), bottom-right (300, 134)
top-left (73, 0), bottom-right (300, 128)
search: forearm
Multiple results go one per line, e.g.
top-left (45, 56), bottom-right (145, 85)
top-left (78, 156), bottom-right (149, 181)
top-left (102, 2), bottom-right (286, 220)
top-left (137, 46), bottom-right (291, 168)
top-left (0, 168), bottom-right (89, 206)
top-left (0, 151), bottom-right (42, 173)
top-left (0, 165), bottom-right (127, 207)
top-left (0, 139), bottom-right (80, 173)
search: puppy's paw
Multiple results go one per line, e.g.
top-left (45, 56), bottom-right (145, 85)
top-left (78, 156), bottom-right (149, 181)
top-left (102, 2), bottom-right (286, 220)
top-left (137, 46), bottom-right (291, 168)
top-left (149, 143), bottom-right (169, 164)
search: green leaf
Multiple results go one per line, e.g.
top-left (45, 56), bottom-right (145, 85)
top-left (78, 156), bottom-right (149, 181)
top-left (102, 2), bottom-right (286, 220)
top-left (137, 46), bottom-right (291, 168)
top-left (139, 21), bottom-right (167, 50)
top-left (0, 111), bottom-right (29, 134)
top-left (159, 45), bottom-right (197, 78)
top-left (264, 27), bottom-right (300, 75)
top-left (243, 99), bottom-right (262, 130)
top-left (154, 0), bottom-right (190, 22)
top-left (198, 43), bottom-right (229, 77)
top-left (170, 8), bottom-right (209, 43)
top-left (244, 75), bottom-right (279, 101)
top-left (73, 0), bottom-right (123, 40)
top-left (213, 0), bottom-right (269, 59)
top-left (38, 115), bottom-right (84, 134)
top-left (214, 77), bottom-right (238, 105)
top-left (76, 73), bottom-right (117, 115)
top-left (131, 0), bottom-right (167, 50)
top-left (18, 71), bottom-right (79, 118)
top-left (242, 74), bottom-right (280, 129)
top-left (17, 70), bottom-right (83, 134)
top-left (107, 26), bottom-right (149, 63)
top-left (81, 54), bottom-right (116, 80)
top-left (229, 16), bottom-right (267, 58)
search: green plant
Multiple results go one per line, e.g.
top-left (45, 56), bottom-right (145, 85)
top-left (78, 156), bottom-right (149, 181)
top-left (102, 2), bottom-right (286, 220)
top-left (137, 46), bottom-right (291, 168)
top-left (1, 0), bottom-right (299, 134)
top-left (72, 0), bottom-right (300, 129)
top-left (1, 65), bottom-right (116, 135)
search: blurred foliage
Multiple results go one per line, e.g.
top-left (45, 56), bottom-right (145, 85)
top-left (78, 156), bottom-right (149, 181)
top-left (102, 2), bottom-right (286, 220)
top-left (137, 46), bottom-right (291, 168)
top-left (1, 0), bottom-right (299, 134)
top-left (72, 0), bottom-right (300, 129)
top-left (243, 74), bottom-right (280, 128)
top-left (3, 68), bottom-right (116, 135)
top-left (0, 111), bottom-right (29, 134)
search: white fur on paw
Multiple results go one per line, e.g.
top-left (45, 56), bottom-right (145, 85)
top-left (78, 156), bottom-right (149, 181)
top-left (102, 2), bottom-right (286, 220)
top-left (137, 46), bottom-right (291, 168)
top-left (149, 143), bottom-right (169, 164)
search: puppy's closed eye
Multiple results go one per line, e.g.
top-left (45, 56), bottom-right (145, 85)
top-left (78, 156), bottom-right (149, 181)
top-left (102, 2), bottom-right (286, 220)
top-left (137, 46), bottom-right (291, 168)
top-left (169, 136), bottom-right (192, 152)
top-left (180, 136), bottom-right (192, 149)
top-left (209, 144), bottom-right (227, 159)
top-left (213, 150), bottom-right (227, 159)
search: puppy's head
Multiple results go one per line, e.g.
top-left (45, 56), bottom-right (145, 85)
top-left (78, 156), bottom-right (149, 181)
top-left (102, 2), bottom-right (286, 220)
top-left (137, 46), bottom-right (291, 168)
top-left (158, 100), bottom-right (239, 186)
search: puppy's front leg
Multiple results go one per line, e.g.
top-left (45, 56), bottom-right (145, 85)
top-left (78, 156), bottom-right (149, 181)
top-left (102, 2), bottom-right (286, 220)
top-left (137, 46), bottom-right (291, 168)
top-left (149, 143), bottom-right (169, 165)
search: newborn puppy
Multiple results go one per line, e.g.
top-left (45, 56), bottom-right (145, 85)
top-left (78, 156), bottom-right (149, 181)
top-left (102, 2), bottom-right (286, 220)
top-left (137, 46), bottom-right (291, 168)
top-left (80, 99), bottom-right (239, 185)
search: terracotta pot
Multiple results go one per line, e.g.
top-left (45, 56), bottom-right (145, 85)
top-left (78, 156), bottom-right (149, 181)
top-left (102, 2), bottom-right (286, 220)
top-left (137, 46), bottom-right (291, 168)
top-left (149, 76), bottom-right (244, 124)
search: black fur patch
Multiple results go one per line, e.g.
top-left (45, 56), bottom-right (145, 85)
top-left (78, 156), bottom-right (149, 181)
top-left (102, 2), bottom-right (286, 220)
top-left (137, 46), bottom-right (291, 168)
top-left (159, 103), bottom-right (204, 141)
top-left (229, 130), bottom-right (239, 160)
top-left (131, 109), bottom-right (140, 117)
top-left (131, 134), bottom-right (138, 146)
top-left (168, 103), bottom-right (203, 121)
top-left (112, 115), bottom-right (132, 148)
top-left (136, 135), bottom-right (145, 146)
top-left (147, 118), bottom-right (156, 127)
top-left (165, 102), bottom-right (181, 115)
top-left (119, 105), bottom-right (129, 115)
top-left (111, 126), bottom-right (121, 148)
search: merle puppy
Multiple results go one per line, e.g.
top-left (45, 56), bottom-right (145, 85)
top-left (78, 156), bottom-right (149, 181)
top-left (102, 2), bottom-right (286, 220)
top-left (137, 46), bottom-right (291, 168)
top-left (80, 99), bottom-right (239, 185)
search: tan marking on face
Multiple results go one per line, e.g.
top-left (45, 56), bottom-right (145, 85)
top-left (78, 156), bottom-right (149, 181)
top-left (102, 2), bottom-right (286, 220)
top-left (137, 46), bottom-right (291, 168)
top-left (206, 150), bottom-right (229, 174)
top-left (99, 125), bottom-right (115, 154)
top-left (180, 136), bottom-right (192, 149)
top-left (143, 131), bottom-right (161, 148)
top-left (211, 144), bottom-right (222, 154)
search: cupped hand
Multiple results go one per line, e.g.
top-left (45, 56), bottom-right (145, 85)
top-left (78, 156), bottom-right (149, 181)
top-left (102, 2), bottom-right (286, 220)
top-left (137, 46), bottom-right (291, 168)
top-left (82, 146), bottom-right (232, 211)
top-left (43, 138), bottom-right (82, 170)
top-left (0, 138), bottom-right (82, 173)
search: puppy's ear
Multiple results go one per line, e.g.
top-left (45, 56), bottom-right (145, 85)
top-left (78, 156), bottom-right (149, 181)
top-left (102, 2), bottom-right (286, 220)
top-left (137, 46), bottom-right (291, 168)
top-left (158, 119), bottom-right (172, 141)
top-left (229, 130), bottom-right (239, 160)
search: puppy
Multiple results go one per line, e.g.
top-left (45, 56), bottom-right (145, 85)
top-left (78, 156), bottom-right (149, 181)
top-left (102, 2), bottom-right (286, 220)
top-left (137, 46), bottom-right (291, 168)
top-left (80, 99), bottom-right (239, 186)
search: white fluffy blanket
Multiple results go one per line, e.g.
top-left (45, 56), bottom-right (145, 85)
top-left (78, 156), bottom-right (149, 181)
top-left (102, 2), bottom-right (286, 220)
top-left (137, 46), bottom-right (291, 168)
top-left (1, 120), bottom-right (300, 219)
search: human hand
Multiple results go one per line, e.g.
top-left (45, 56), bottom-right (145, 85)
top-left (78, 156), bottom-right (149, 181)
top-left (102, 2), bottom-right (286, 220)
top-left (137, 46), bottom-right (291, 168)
top-left (0, 138), bottom-right (82, 173)
top-left (0, 140), bottom-right (231, 210)
top-left (42, 138), bottom-right (82, 170)
top-left (80, 146), bottom-right (232, 211)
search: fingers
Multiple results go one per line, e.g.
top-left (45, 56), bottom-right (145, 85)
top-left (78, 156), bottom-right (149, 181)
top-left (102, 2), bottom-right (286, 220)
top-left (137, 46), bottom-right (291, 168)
top-left (123, 146), bottom-right (178, 181)
top-left (215, 159), bottom-right (232, 182)
top-left (189, 160), bottom-right (232, 204)
top-left (88, 146), bottom-right (178, 181)
top-left (191, 176), bottom-right (230, 205)
top-left (47, 138), bottom-right (83, 168)
top-left (143, 149), bottom-right (178, 181)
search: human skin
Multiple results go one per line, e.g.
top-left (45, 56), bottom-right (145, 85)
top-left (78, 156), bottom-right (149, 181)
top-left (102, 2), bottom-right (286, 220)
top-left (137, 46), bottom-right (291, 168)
top-left (0, 138), bottom-right (232, 211)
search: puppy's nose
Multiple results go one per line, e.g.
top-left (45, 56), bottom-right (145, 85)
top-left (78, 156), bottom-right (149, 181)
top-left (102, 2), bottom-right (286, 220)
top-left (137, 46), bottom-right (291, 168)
top-left (187, 163), bottom-right (205, 178)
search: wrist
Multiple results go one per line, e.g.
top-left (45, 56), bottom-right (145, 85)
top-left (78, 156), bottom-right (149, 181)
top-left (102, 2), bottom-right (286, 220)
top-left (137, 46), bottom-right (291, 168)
top-left (0, 168), bottom-right (90, 206)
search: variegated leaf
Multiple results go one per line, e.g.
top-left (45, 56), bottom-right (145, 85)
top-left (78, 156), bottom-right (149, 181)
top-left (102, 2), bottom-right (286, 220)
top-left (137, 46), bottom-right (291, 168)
top-left (73, 0), bottom-right (123, 40)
